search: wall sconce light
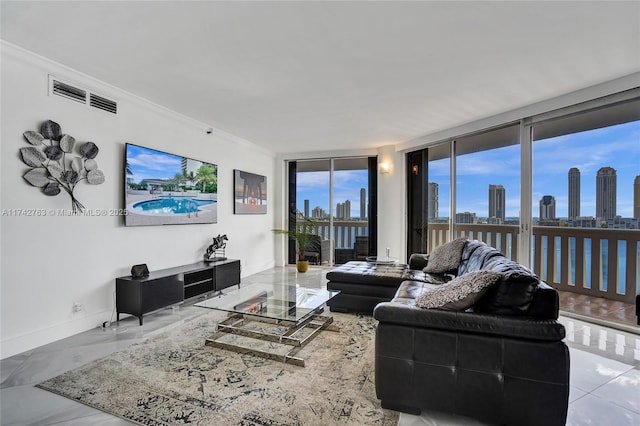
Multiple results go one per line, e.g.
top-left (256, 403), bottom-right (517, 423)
top-left (379, 162), bottom-right (391, 174)
top-left (411, 164), bottom-right (419, 175)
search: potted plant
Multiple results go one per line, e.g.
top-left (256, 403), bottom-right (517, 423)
top-left (272, 213), bottom-right (318, 273)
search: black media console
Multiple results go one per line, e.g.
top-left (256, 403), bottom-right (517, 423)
top-left (116, 259), bottom-right (241, 325)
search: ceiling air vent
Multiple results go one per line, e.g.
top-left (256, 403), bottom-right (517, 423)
top-left (51, 79), bottom-right (87, 104)
top-left (90, 93), bottom-right (118, 114)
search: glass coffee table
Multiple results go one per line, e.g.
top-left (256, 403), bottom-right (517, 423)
top-left (195, 284), bottom-right (340, 366)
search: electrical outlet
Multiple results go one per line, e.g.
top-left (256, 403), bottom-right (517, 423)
top-left (72, 302), bottom-right (83, 313)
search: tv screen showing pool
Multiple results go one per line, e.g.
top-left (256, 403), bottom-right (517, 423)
top-left (124, 143), bottom-right (218, 226)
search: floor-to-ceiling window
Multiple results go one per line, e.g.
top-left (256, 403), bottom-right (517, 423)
top-left (455, 124), bottom-right (520, 259)
top-left (531, 97), bottom-right (640, 303)
top-left (407, 90), bottom-right (640, 312)
top-left (289, 160), bottom-right (330, 264)
top-left (407, 124), bottom-right (520, 259)
top-left (288, 157), bottom-right (377, 265)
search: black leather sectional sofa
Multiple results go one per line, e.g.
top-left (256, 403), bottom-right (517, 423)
top-left (327, 239), bottom-right (570, 426)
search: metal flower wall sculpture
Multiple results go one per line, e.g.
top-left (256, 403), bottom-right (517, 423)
top-left (21, 120), bottom-right (105, 213)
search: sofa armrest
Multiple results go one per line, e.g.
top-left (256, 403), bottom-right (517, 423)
top-left (373, 301), bottom-right (566, 342)
top-left (408, 253), bottom-right (429, 270)
top-left (526, 281), bottom-right (559, 318)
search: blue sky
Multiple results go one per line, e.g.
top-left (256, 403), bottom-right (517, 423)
top-left (126, 144), bottom-right (216, 183)
top-left (430, 120), bottom-right (639, 219)
top-left (297, 120), bottom-right (639, 220)
top-left (297, 169), bottom-right (369, 218)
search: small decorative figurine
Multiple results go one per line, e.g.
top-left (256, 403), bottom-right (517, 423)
top-left (204, 234), bottom-right (228, 261)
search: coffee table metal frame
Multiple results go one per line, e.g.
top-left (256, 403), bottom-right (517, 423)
top-left (197, 286), bottom-right (340, 367)
top-left (205, 308), bottom-right (338, 367)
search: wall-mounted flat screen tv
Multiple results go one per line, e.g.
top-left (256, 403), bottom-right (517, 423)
top-left (124, 143), bottom-right (218, 226)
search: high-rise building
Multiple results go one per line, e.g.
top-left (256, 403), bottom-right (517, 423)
top-left (456, 212), bottom-right (477, 224)
top-left (428, 182), bottom-right (439, 220)
top-left (596, 167), bottom-right (616, 220)
top-left (634, 175), bottom-right (640, 219)
top-left (568, 168), bottom-right (580, 219)
top-left (336, 200), bottom-right (351, 219)
top-left (488, 184), bottom-right (505, 223)
top-left (304, 199), bottom-right (310, 218)
top-left (360, 188), bottom-right (366, 220)
top-left (311, 206), bottom-right (326, 219)
top-left (539, 195), bottom-right (556, 219)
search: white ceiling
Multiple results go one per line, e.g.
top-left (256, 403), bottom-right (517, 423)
top-left (2, 1), bottom-right (639, 155)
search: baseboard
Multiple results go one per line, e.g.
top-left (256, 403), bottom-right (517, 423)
top-left (1, 310), bottom-right (110, 360)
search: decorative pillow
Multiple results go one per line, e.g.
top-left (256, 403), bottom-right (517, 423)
top-left (423, 237), bottom-right (468, 274)
top-left (415, 270), bottom-right (502, 311)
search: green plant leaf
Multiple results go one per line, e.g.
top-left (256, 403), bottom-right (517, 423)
top-left (23, 131), bottom-right (44, 146)
top-left (23, 168), bottom-right (51, 187)
top-left (20, 147), bottom-right (46, 167)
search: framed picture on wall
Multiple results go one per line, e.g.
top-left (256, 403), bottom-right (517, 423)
top-left (234, 169), bottom-right (267, 214)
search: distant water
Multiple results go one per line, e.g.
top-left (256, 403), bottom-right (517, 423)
top-left (564, 238), bottom-right (627, 294)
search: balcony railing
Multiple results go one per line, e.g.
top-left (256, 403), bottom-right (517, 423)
top-left (299, 220), bottom-right (368, 249)
top-left (427, 223), bottom-right (639, 304)
top-left (296, 219), bottom-right (639, 304)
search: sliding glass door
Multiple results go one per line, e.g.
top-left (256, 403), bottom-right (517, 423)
top-left (407, 90), bottom-right (640, 314)
top-left (407, 124), bottom-right (520, 259)
top-left (531, 98), bottom-right (640, 303)
top-left (289, 157), bottom-right (377, 265)
top-left (454, 124), bottom-right (520, 259)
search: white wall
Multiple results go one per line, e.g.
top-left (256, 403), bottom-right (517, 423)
top-left (376, 145), bottom-right (406, 262)
top-left (0, 43), bottom-right (276, 359)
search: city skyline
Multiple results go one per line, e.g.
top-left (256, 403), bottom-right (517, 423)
top-left (294, 120), bottom-right (639, 222)
top-left (428, 167), bottom-right (639, 222)
top-left (430, 120), bottom-right (639, 220)
top-left (297, 165), bottom-right (369, 219)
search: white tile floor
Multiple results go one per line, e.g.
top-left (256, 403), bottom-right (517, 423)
top-left (1, 266), bottom-right (639, 425)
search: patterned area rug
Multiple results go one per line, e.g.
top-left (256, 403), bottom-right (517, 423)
top-left (37, 312), bottom-right (399, 425)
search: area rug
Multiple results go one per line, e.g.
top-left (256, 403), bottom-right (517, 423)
top-left (37, 312), bottom-right (399, 426)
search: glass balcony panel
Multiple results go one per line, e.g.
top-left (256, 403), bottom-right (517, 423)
top-left (568, 237), bottom-right (576, 286)
top-left (584, 238), bottom-right (592, 289)
top-left (554, 236), bottom-right (562, 284)
top-left (617, 240), bottom-right (626, 295)
top-left (600, 239), bottom-right (608, 292)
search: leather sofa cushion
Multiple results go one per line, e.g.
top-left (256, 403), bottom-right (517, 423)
top-left (475, 256), bottom-right (539, 315)
top-left (326, 261), bottom-right (408, 286)
top-left (326, 261), bottom-right (450, 287)
top-left (408, 253), bottom-right (429, 270)
top-left (374, 297), bottom-right (566, 342)
top-left (327, 280), bottom-right (400, 298)
top-left (403, 269), bottom-right (452, 284)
